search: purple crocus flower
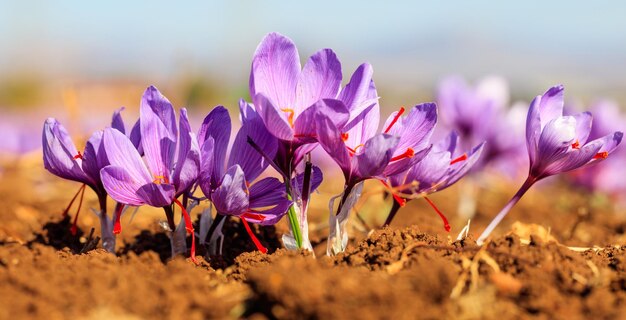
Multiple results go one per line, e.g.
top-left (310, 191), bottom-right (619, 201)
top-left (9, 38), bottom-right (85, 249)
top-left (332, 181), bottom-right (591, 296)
top-left (317, 102), bottom-right (437, 254)
top-left (100, 86), bottom-right (200, 261)
top-left (477, 85), bottom-right (623, 244)
top-left (382, 132), bottom-right (484, 229)
top-left (42, 107), bottom-right (137, 253)
top-left (197, 102), bottom-right (294, 253)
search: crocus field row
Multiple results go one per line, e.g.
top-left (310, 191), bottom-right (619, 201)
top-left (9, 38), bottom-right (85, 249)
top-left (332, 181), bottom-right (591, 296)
top-left (42, 32), bottom-right (624, 261)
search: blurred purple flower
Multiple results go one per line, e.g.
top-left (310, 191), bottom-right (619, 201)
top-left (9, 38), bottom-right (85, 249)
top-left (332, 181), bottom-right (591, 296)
top-left (383, 132), bottom-right (484, 229)
top-left (477, 85), bottom-right (623, 244)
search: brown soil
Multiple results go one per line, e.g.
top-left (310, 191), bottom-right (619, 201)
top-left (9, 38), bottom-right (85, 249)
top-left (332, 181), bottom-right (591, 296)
top-left (2, 158), bottom-right (626, 319)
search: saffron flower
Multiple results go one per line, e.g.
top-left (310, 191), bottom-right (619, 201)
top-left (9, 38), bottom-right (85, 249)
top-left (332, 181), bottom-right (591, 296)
top-left (197, 102), bottom-right (294, 253)
top-left (477, 85), bottom-right (623, 244)
top-left (317, 102), bottom-right (437, 254)
top-left (42, 108), bottom-right (137, 253)
top-left (100, 86), bottom-right (200, 261)
top-left (382, 132), bottom-right (484, 229)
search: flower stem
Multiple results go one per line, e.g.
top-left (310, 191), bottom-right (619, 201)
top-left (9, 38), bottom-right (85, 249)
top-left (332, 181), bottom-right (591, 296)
top-left (476, 176), bottom-right (536, 245)
top-left (383, 200), bottom-right (403, 227)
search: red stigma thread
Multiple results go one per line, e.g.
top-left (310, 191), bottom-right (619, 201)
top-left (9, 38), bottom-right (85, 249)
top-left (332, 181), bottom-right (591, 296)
top-left (384, 107), bottom-right (405, 134)
top-left (241, 217), bottom-right (268, 254)
top-left (346, 144), bottom-right (364, 156)
top-left (571, 140), bottom-right (580, 149)
top-left (593, 151), bottom-right (608, 160)
top-left (424, 196), bottom-right (451, 232)
top-left (241, 212), bottom-right (267, 222)
top-left (62, 184), bottom-right (86, 218)
top-left (341, 132), bottom-right (349, 142)
top-left (380, 180), bottom-right (407, 207)
top-left (70, 184), bottom-right (87, 236)
top-left (113, 203), bottom-right (124, 234)
top-left (173, 199), bottom-right (197, 265)
top-left (450, 153), bottom-right (468, 165)
top-left (390, 148), bottom-right (415, 162)
top-left (73, 151), bottom-right (83, 160)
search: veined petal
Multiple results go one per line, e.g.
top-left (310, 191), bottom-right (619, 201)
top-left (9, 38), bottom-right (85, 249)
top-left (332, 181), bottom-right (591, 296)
top-left (254, 93), bottom-right (294, 141)
top-left (100, 166), bottom-right (146, 206)
top-left (405, 150), bottom-right (452, 193)
top-left (102, 128), bottom-right (152, 186)
top-left (526, 95), bottom-right (542, 166)
top-left (198, 137), bottom-right (215, 198)
top-left (592, 131), bottom-right (623, 155)
top-left (136, 182), bottom-right (175, 207)
top-left (383, 145), bottom-right (431, 177)
top-left (295, 48), bottom-right (342, 114)
top-left (246, 199), bottom-right (292, 226)
top-left (315, 114), bottom-right (351, 177)
top-left (531, 116), bottom-right (577, 177)
top-left (111, 107), bottom-right (126, 134)
top-left (228, 102), bottom-right (278, 182)
top-left (434, 131), bottom-right (459, 154)
top-left (211, 165), bottom-right (249, 216)
top-left (542, 140), bottom-right (601, 177)
top-left (293, 98), bottom-right (349, 143)
top-left (389, 103), bottom-right (437, 154)
top-left (140, 86), bottom-right (177, 180)
top-left (292, 165), bottom-right (323, 194)
top-left (129, 120), bottom-right (142, 153)
top-left (572, 112), bottom-right (592, 145)
top-left (198, 106), bottom-right (231, 186)
top-left (354, 134), bottom-right (399, 182)
top-left (249, 177), bottom-right (287, 208)
top-left (443, 142), bottom-right (485, 189)
top-left (42, 118), bottom-right (92, 185)
top-left (173, 108), bottom-right (200, 195)
top-left (82, 130), bottom-right (105, 186)
top-left (250, 32), bottom-right (300, 110)
top-left (538, 85), bottom-right (565, 129)
top-left (338, 63), bottom-right (374, 112)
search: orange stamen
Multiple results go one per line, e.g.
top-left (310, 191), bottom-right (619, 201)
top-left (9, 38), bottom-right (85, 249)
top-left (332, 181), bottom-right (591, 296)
top-left (70, 184), bottom-right (87, 236)
top-left (390, 148), bottom-right (415, 162)
top-left (384, 107), bottom-right (405, 133)
top-left (153, 175), bottom-right (170, 185)
top-left (341, 132), bottom-right (349, 142)
top-left (571, 140), bottom-right (580, 149)
top-left (593, 151), bottom-right (608, 160)
top-left (347, 144), bottom-right (364, 156)
top-left (241, 217), bottom-right (268, 254)
top-left (173, 198), bottom-right (197, 264)
top-left (380, 180), bottom-right (406, 207)
top-left (113, 203), bottom-right (124, 234)
top-left (280, 108), bottom-right (295, 128)
top-left (450, 153), bottom-right (468, 165)
top-left (424, 196), bottom-right (451, 232)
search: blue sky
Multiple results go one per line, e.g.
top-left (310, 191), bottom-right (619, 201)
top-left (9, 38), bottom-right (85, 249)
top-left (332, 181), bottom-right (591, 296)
top-left (1, 1), bottom-right (625, 97)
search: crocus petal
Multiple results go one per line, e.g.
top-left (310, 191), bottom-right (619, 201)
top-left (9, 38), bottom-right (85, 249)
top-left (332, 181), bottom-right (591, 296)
top-left (102, 128), bottom-right (152, 186)
top-left (198, 137), bottom-right (215, 198)
top-left (383, 145), bottom-right (431, 177)
top-left (42, 118), bottom-right (93, 185)
top-left (593, 131), bottom-right (624, 155)
top-left (211, 165), bottom-right (249, 216)
top-left (111, 107), bottom-right (126, 134)
top-left (538, 85), bottom-right (565, 129)
top-left (294, 48), bottom-right (342, 114)
top-left (246, 199), bottom-right (292, 226)
top-left (250, 32), bottom-right (300, 109)
top-left (254, 93), bottom-right (295, 141)
top-left (338, 63), bottom-right (374, 112)
top-left (293, 98), bottom-right (349, 143)
top-left (388, 103), bottom-right (437, 155)
top-left (228, 101), bottom-right (278, 182)
top-left (572, 112), bottom-right (592, 145)
top-left (199, 106), bottom-right (231, 186)
top-left (100, 166), bottom-right (146, 206)
top-left (292, 165), bottom-right (324, 194)
top-left (315, 114), bottom-right (352, 177)
top-left (342, 71), bottom-right (380, 147)
top-left (136, 182), bottom-right (176, 208)
top-left (140, 87), bottom-right (177, 180)
top-left (532, 116), bottom-right (577, 175)
top-left (443, 142), bottom-right (485, 189)
top-left (354, 134), bottom-right (399, 181)
top-left (526, 95), bottom-right (542, 165)
top-left (173, 108), bottom-right (200, 195)
top-left (434, 131), bottom-right (459, 154)
top-left (405, 150), bottom-right (452, 192)
top-left (249, 177), bottom-right (287, 208)
top-left (129, 120), bottom-right (142, 153)
top-left (82, 130), bottom-right (105, 186)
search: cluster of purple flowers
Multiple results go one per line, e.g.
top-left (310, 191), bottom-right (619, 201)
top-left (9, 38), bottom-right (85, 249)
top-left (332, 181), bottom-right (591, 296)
top-left (42, 33), bottom-right (623, 258)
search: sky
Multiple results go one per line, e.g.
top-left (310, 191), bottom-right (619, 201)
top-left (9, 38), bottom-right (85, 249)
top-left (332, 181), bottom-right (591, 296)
top-left (1, 1), bottom-right (626, 98)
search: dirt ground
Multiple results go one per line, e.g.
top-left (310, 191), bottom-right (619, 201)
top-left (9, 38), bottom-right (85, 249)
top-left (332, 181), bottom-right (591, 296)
top-left (2, 154), bottom-right (626, 319)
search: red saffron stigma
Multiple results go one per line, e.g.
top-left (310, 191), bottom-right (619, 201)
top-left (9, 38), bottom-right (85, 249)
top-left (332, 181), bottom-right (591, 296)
top-left (241, 217), bottom-right (268, 254)
top-left (380, 180), bottom-right (407, 207)
top-left (424, 196), bottom-right (451, 232)
top-left (62, 184), bottom-right (86, 218)
top-left (73, 151), bottom-right (83, 160)
top-left (593, 151), bottom-right (608, 160)
top-left (113, 203), bottom-right (124, 234)
top-left (341, 132), bottom-right (349, 141)
top-left (450, 153), bottom-right (468, 165)
top-left (384, 107), bottom-right (405, 133)
top-left (390, 148), bottom-right (415, 162)
top-left (571, 140), bottom-right (580, 149)
top-left (241, 212), bottom-right (267, 222)
top-left (173, 198), bottom-right (198, 265)
top-left (70, 184), bottom-right (87, 236)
